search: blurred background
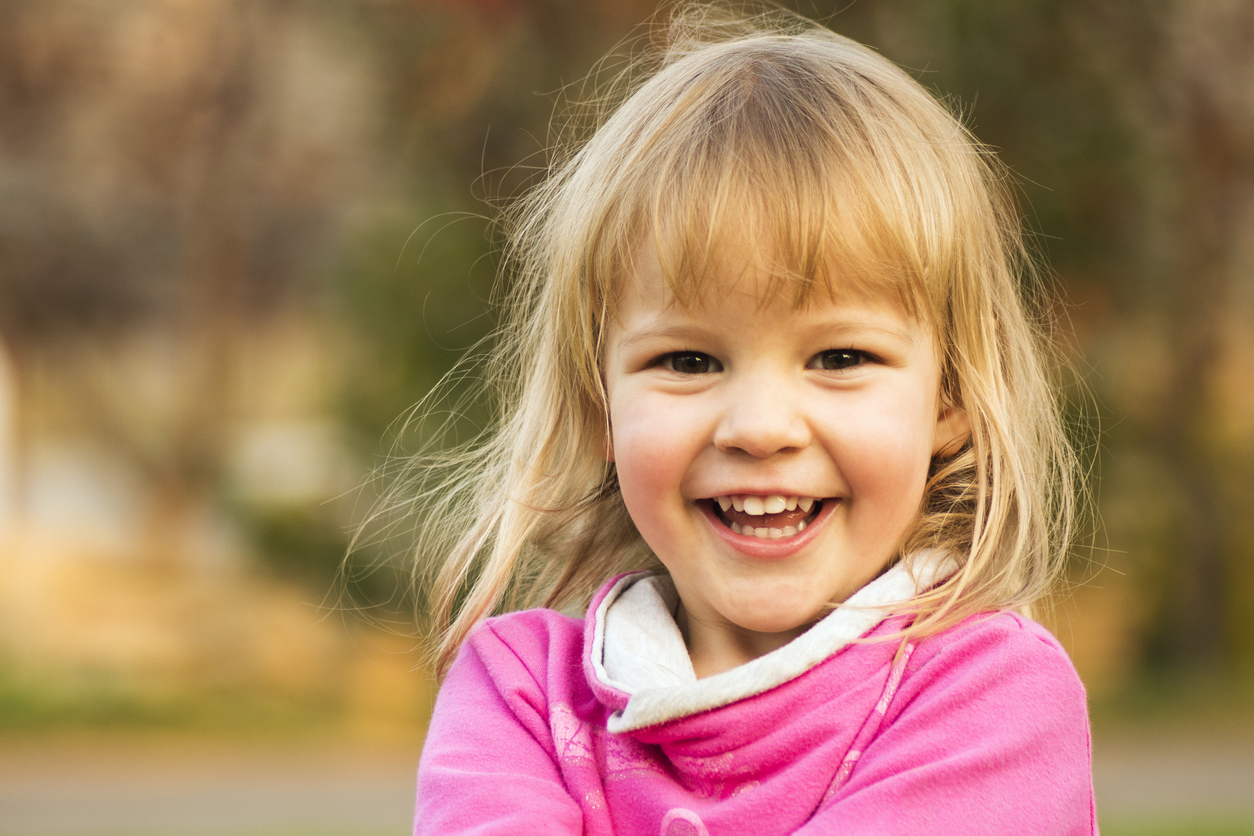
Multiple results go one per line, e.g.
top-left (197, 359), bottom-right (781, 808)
top-left (0, 1), bottom-right (1251, 834)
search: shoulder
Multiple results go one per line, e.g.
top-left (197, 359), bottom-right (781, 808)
top-left (463, 607), bottom-right (584, 668)
top-left (907, 610), bottom-right (1084, 697)
top-left (888, 610), bottom-right (1091, 755)
top-left (469, 607), bottom-right (585, 656)
top-left (826, 613), bottom-right (1097, 832)
top-left (450, 607), bottom-right (586, 700)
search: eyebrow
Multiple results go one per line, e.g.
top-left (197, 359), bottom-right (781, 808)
top-left (616, 322), bottom-right (712, 347)
top-left (816, 318), bottom-right (917, 344)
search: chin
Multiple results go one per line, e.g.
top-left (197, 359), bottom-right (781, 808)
top-left (728, 604), bottom-right (824, 637)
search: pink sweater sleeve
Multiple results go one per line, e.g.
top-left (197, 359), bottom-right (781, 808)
top-left (414, 618), bottom-right (583, 836)
top-left (797, 614), bottom-right (1097, 835)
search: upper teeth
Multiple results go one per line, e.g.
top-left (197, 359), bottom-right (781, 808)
top-left (715, 495), bottom-right (817, 515)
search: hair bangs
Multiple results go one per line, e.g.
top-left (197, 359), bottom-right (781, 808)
top-left (594, 38), bottom-right (954, 324)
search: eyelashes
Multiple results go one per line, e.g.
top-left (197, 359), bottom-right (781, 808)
top-left (656, 349), bottom-right (874, 375)
top-left (809, 349), bottom-right (872, 371)
top-left (661, 352), bottom-right (722, 374)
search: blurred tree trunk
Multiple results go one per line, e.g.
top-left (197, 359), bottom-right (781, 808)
top-left (1082, 0), bottom-right (1254, 672)
top-left (143, 0), bottom-right (254, 569)
top-left (0, 333), bottom-right (30, 523)
top-left (0, 0), bottom-right (342, 569)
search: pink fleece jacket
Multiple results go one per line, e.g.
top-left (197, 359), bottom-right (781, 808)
top-left (415, 571), bottom-right (1097, 835)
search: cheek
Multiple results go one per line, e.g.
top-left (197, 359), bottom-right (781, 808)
top-left (613, 438), bottom-right (674, 499)
top-left (834, 394), bottom-right (937, 518)
top-left (609, 398), bottom-right (685, 498)
top-left (608, 392), bottom-right (714, 547)
top-left (611, 428), bottom-right (691, 551)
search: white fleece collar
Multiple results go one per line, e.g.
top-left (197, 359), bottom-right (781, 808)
top-left (590, 555), bottom-right (953, 732)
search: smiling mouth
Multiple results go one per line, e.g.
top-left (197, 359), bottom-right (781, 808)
top-left (709, 494), bottom-right (825, 540)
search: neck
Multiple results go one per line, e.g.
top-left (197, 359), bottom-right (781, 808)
top-left (677, 604), bottom-right (811, 679)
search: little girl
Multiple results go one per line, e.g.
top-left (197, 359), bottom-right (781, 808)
top-left (411, 5), bottom-right (1096, 834)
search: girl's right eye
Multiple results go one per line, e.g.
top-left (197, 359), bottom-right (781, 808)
top-left (662, 352), bottom-right (721, 374)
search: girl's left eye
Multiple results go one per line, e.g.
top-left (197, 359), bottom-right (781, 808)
top-left (810, 349), bottom-right (870, 371)
top-left (662, 352), bottom-right (721, 374)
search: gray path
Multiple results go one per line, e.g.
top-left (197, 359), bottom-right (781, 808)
top-left (2, 732), bottom-right (1252, 835)
top-left (0, 737), bottom-right (418, 836)
top-left (1093, 732), bottom-right (1254, 822)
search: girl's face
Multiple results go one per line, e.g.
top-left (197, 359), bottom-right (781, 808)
top-left (603, 249), bottom-right (968, 677)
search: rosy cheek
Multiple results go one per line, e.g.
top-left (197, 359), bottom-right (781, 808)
top-left (835, 412), bottom-right (933, 502)
top-left (611, 400), bottom-right (686, 469)
top-left (614, 439), bottom-right (674, 494)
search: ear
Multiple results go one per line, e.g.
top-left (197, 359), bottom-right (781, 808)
top-left (932, 400), bottom-right (970, 458)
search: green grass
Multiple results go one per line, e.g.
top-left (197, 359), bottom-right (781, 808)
top-left (0, 666), bottom-right (343, 736)
top-left (1100, 819), bottom-right (1254, 836)
top-left (1090, 672), bottom-right (1254, 734)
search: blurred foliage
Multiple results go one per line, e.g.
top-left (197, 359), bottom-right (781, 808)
top-left (235, 502), bottom-right (351, 588)
top-left (330, 206), bottom-right (498, 452)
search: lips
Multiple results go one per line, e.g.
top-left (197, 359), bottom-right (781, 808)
top-left (710, 494), bottom-right (824, 539)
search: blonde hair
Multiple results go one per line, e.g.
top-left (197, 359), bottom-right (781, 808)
top-left (396, 4), bottom-right (1078, 675)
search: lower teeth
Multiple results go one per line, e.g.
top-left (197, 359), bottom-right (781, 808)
top-left (729, 520), bottom-right (806, 539)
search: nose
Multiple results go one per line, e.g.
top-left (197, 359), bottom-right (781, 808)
top-left (713, 376), bottom-right (811, 458)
